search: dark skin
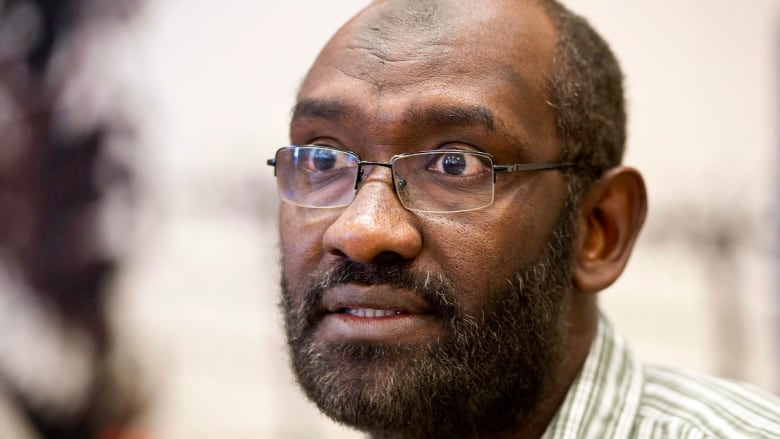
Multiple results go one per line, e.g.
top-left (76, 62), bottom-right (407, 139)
top-left (280, 0), bottom-right (647, 437)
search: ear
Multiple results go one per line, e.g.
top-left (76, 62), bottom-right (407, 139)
top-left (572, 166), bottom-right (647, 293)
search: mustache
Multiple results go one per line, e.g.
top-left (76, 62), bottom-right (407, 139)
top-left (294, 259), bottom-right (460, 323)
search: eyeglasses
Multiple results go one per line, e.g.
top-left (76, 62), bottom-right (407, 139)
top-left (267, 145), bottom-right (575, 213)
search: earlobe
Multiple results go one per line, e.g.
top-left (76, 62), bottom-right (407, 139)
top-left (572, 166), bottom-right (647, 293)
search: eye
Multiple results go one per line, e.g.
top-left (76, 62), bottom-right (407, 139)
top-left (298, 146), bottom-right (355, 174)
top-left (312, 148), bottom-right (337, 171)
top-left (426, 152), bottom-right (491, 177)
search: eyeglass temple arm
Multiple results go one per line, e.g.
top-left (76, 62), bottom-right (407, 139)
top-left (493, 162), bottom-right (576, 183)
top-left (493, 162), bottom-right (576, 173)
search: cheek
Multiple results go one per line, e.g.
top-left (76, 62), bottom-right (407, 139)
top-left (418, 219), bottom-right (516, 307)
top-left (279, 206), bottom-right (338, 292)
top-left (420, 197), bottom-right (557, 309)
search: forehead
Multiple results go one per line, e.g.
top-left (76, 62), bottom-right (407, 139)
top-left (294, 0), bottom-right (559, 159)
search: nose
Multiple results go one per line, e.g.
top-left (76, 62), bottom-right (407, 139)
top-left (322, 173), bottom-right (422, 264)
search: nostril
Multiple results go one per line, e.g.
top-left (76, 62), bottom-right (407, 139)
top-left (372, 251), bottom-right (405, 265)
top-left (330, 249), bottom-right (348, 258)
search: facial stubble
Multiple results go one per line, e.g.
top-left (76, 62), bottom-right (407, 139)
top-left (281, 206), bottom-right (576, 438)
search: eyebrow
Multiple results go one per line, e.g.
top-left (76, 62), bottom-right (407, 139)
top-left (406, 104), bottom-right (495, 132)
top-left (292, 98), bottom-right (495, 132)
top-left (292, 99), bottom-right (358, 122)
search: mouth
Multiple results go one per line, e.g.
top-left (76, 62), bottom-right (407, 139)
top-left (314, 285), bottom-right (444, 344)
top-left (337, 308), bottom-right (405, 318)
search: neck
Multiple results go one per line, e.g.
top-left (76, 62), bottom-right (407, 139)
top-left (491, 293), bottom-right (599, 439)
top-left (371, 293), bottom-right (599, 439)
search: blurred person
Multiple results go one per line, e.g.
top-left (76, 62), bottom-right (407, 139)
top-left (267, 0), bottom-right (780, 438)
top-left (0, 0), bottom-right (146, 438)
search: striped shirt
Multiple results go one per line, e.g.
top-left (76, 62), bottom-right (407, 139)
top-left (543, 315), bottom-right (780, 438)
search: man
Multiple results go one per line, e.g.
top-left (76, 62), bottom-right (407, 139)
top-left (268, 0), bottom-right (780, 437)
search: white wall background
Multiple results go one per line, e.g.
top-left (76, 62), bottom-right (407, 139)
top-left (99, 1), bottom-right (779, 437)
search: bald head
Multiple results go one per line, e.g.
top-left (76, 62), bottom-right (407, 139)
top-left (339, 0), bottom-right (558, 80)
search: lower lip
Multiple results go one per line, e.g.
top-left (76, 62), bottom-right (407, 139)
top-left (317, 312), bottom-right (443, 343)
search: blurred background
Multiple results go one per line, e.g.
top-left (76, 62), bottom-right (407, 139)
top-left (0, 0), bottom-right (778, 438)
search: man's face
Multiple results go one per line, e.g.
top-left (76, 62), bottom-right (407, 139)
top-left (279, 1), bottom-right (575, 437)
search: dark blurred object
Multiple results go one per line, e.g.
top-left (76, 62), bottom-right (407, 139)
top-left (0, 0), bottom-right (144, 438)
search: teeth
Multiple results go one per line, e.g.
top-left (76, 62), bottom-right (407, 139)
top-left (345, 308), bottom-right (402, 318)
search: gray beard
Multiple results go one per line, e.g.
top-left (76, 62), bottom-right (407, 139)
top-left (281, 207), bottom-right (576, 439)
